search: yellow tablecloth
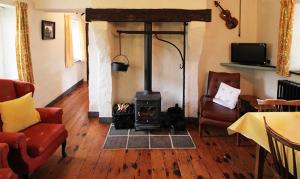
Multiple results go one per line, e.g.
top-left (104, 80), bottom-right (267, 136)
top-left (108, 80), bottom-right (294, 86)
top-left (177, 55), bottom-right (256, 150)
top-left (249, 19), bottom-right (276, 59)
top-left (228, 112), bottom-right (300, 177)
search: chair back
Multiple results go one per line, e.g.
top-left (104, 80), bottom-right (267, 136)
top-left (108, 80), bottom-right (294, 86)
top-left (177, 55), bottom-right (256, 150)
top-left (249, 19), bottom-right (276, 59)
top-left (0, 79), bottom-right (34, 131)
top-left (257, 99), bottom-right (300, 112)
top-left (264, 117), bottom-right (300, 179)
top-left (206, 71), bottom-right (240, 97)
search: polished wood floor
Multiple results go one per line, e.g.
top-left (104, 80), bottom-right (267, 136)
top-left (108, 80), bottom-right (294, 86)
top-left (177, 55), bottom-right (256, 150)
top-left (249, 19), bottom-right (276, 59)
top-left (31, 83), bottom-right (275, 179)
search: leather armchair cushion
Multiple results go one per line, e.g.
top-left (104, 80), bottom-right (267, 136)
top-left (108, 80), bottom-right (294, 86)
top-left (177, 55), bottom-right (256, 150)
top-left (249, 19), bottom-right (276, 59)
top-left (202, 101), bottom-right (238, 122)
top-left (207, 71), bottom-right (240, 97)
top-left (22, 123), bottom-right (68, 157)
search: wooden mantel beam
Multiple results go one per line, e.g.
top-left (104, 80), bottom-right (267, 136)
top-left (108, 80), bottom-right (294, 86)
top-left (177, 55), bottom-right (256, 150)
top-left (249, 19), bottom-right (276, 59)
top-left (85, 9), bottom-right (211, 22)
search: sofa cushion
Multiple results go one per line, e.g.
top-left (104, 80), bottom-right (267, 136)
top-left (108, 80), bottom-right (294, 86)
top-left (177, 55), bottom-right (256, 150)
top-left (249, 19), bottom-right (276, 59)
top-left (22, 123), bottom-right (67, 158)
top-left (202, 101), bottom-right (238, 122)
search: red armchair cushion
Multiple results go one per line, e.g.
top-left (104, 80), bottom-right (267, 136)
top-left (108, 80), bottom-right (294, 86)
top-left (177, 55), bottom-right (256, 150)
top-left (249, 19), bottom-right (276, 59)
top-left (0, 168), bottom-right (17, 179)
top-left (202, 101), bottom-right (238, 122)
top-left (22, 123), bottom-right (67, 158)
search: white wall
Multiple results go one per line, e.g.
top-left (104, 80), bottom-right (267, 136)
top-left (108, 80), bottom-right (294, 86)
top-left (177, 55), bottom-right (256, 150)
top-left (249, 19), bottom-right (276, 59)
top-left (28, 8), bottom-right (87, 107)
top-left (253, 0), bottom-right (300, 99)
top-left (198, 0), bottom-right (258, 98)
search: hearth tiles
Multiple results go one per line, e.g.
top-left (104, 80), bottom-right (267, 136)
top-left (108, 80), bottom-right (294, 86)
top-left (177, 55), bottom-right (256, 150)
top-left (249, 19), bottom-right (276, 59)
top-left (103, 125), bottom-right (196, 150)
top-left (171, 136), bottom-right (195, 148)
top-left (150, 136), bottom-right (172, 148)
top-left (129, 129), bottom-right (149, 135)
top-left (104, 136), bottom-right (127, 149)
top-left (109, 126), bottom-right (129, 135)
top-left (127, 136), bottom-right (149, 148)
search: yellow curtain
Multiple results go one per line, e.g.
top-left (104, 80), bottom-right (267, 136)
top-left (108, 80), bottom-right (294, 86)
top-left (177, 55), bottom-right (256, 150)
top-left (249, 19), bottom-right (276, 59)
top-left (80, 17), bottom-right (86, 62)
top-left (16, 2), bottom-right (34, 83)
top-left (277, 0), bottom-right (295, 77)
top-left (65, 15), bottom-right (73, 68)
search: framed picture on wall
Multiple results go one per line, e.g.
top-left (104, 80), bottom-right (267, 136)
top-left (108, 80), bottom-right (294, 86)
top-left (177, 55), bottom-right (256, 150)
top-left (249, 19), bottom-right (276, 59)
top-left (41, 20), bottom-right (55, 40)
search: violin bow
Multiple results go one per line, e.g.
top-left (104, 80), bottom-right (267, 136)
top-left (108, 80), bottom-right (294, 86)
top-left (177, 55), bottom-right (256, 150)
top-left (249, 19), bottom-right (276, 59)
top-left (239, 0), bottom-right (242, 37)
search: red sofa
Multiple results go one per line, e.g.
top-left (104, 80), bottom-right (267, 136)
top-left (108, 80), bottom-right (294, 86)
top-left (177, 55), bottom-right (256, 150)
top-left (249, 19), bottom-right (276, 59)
top-left (0, 79), bottom-right (68, 177)
top-left (0, 143), bottom-right (17, 179)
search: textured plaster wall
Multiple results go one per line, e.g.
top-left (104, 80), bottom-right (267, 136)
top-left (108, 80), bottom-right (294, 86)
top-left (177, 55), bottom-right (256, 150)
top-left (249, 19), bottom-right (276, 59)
top-left (88, 22), bottom-right (113, 117)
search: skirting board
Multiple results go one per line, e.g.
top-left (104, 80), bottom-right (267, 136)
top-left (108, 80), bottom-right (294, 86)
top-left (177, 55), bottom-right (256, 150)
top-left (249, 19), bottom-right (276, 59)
top-left (88, 112), bottom-right (99, 118)
top-left (88, 112), bottom-right (112, 123)
top-left (46, 79), bottom-right (84, 107)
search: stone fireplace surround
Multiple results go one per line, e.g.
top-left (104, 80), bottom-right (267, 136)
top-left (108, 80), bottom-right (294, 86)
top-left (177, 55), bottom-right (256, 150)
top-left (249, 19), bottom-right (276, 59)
top-left (88, 21), bottom-right (206, 119)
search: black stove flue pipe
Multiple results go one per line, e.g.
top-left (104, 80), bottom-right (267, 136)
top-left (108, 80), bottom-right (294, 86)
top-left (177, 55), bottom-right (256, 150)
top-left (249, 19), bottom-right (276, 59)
top-left (144, 22), bottom-right (152, 95)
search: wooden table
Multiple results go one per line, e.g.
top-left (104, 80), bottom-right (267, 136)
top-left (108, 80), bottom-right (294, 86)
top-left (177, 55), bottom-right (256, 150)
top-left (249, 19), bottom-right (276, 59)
top-left (228, 112), bottom-right (300, 179)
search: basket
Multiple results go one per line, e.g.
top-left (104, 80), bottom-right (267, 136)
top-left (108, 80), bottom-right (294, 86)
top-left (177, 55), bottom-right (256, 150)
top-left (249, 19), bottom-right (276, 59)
top-left (112, 103), bottom-right (135, 129)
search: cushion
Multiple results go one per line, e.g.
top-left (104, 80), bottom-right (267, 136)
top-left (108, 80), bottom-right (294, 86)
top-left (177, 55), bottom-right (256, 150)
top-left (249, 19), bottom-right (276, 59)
top-left (202, 101), bottom-right (238, 122)
top-left (22, 123), bottom-right (67, 157)
top-left (213, 82), bottom-right (241, 109)
top-left (0, 93), bottom-right (40, 132)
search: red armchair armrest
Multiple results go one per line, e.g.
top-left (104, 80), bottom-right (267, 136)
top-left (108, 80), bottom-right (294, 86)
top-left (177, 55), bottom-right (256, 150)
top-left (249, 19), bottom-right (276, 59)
top-left (0, 143), bottom-right (18, 179)
top-left (37, 107), bottom-right (63, 124)
top-left (0, 133), bottom-right (27, 150)
top-left (0, 143), bottom-right (9, 168)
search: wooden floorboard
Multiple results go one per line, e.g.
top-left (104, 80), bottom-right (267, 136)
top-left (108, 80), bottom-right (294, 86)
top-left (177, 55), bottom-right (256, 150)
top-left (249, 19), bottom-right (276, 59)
top-left (31, 83), bottom-right (274, 179)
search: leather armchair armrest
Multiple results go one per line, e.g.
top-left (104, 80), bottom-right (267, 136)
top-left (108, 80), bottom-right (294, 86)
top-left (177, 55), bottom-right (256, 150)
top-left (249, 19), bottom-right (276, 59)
top-left (199, 95), bottom-right (213, 116)
top-left (37, 107), bottom-right (63, 124)
top-left (0, 143), bottom-right (9, 168)
top-left (0, 133), bottom-right (27, 150)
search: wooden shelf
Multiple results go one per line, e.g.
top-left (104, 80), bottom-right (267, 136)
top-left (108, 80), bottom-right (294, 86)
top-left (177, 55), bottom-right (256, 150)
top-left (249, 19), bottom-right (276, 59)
top-left (220, 62), bottom-right (300, 75)
top-left (86, 9), bottom-right (211, 22)
top-left (220, 63), bottom-right (276, 71)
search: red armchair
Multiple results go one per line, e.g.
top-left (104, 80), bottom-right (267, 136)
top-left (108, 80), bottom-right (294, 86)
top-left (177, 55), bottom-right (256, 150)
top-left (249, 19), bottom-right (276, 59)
top-left (0, 143), bottom-right (17, 179)
top-left (0, 79), bottom-right (68, 177)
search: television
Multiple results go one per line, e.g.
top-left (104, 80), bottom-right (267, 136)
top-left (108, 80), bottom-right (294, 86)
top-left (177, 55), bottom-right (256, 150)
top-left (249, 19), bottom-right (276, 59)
top-left (231, 43), bottom-right (267, 65)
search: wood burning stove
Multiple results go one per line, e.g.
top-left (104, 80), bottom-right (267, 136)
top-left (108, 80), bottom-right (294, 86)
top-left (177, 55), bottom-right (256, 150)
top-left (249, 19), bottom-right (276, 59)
top-left (135, 22), bottom-right (162, 130)
top-left (135, 92), bottom-right (161, 130)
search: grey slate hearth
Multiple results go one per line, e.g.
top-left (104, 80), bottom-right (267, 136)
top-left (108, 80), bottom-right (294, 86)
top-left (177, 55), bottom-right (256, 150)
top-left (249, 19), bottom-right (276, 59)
top-left (103, 125), bottom-right (196, 150)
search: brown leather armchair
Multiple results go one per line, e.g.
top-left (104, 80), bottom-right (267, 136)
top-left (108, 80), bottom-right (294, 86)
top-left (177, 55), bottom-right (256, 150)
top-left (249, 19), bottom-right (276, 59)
top-left (199, 71), bottom-right (240, 136)
top-left (0, 79), bottom-right (68, 178)
top-left (0, 143), bottom-right (17, 179)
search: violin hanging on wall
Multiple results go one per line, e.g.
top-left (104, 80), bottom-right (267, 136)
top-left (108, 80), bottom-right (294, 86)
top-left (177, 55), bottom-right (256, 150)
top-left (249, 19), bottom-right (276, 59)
top-left (214, 1), bottom-right (238, 30)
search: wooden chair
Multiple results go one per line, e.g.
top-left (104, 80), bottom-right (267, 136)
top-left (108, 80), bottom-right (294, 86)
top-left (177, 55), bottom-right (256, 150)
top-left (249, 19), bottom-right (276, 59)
top-left (257, 99), bottom-right (300, 112)
top-left (264, 117), bottom-right (300, 179)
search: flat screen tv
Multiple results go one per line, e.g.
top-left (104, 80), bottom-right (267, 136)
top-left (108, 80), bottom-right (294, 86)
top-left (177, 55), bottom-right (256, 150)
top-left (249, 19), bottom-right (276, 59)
top-left (231, 43), bottom-right (267, 65)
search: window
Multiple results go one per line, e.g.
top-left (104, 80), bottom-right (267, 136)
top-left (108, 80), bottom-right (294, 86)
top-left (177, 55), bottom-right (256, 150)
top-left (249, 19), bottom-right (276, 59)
top-left (0, 4), bottom-right (18, 79)
top-left (290, 3), bottom-right (300, 71)
top-left (71, 18), bottom-right (83, 62)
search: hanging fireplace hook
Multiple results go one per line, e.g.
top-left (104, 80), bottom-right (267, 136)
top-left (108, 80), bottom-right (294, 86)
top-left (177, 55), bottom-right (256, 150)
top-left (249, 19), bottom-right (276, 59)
top-left (154, 34), bottom-right (185, 69)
